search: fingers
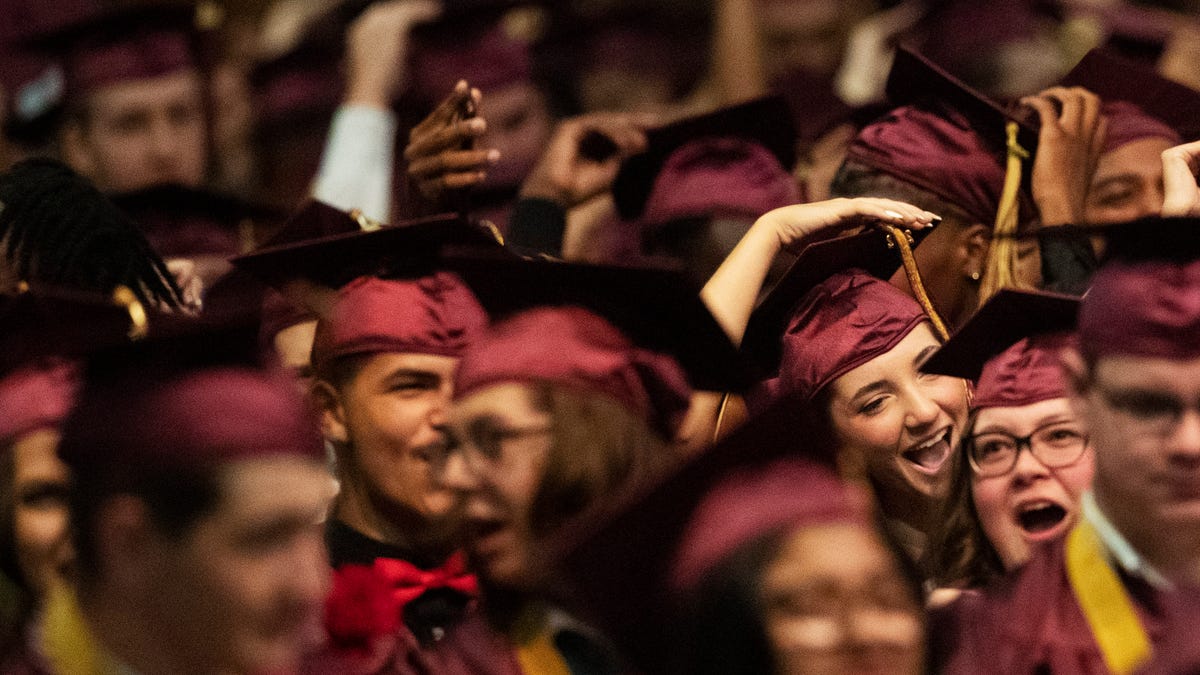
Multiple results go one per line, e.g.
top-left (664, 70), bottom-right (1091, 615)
top-left (408, 148), bottom-right (499, 180)
top-left (1161, 140), bottom-right (1200, 216)
top-left (840, 197), bottom-right (939, 227)
top-left (405, 116), bottom-right (487, 161)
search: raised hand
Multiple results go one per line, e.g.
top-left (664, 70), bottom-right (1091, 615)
top-left (1022, 87), bottom-right (1107, 227)
top-left (405, 81), bottom-right (498, 204)
top-left (519, 113), bottom-right (654, 209)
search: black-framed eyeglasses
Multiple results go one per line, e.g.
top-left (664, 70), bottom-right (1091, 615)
top-left (965, 421), bottom-right (1089, 478)
top-left (1093, 384), bottom-right (1200, 437)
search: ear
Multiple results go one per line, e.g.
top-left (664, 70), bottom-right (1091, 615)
top-left (59, 119), bottom-right (98, 180)
top-left (92, 496), bottom-right (158, 589)
top-left (310, 379), bottom-right (350, 445)
top-left (956, 223), bottom-right (991, 280)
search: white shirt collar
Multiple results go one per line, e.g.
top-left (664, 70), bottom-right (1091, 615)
top-left (1081, 491), bottom-right (1173, 590)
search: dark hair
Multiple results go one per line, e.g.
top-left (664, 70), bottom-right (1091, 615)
top-left (526, 383), bottom-right (678, 539)
top-left (0, 159), bottom-right (183, 309)
top-left (925, 411), bottom-right (1006, 588)
top-left (830, 159), bottom-right (976, 230)
top-left (70, 459), bottom-right (222, 588)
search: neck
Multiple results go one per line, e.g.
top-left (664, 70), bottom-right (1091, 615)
top-left (1093, 485), bottom-right (1200, 585)
top-left (333, 477), bottom-right (454, 562)
top-left (80, 585), bottom-right (222, 675)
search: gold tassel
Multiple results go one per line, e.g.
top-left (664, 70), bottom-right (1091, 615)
top-left (882, 224), bottom-right (950, 342)
top-left (111, 286), bottom-right (149, 340)
top-left (978, 121), bottom-right (1030, 306)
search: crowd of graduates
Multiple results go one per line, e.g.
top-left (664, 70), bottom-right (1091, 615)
top-left (4, 0), bottom-right (1200, 673)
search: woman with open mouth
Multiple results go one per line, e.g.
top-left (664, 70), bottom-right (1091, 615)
top-left (702, 197), bottom-right (967, 569)
top-left (925, 290), bottom-right (1094, 588)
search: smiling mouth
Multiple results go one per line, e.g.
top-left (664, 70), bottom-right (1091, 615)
top-left (901, 428), bottom-right (953, 474)
top-left (1016, 502), bottom-right (1068, 535)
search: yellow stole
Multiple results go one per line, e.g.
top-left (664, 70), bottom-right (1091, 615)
top-left (514, 628), bottom-right (571, 675)
top-left (38, 582), bottom-right (123, 675)
top-left (1065, 520), bottom-right (1153, 674)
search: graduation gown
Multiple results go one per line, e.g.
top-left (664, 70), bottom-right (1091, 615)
top-left (935, 539), bottom-right (1167, 675)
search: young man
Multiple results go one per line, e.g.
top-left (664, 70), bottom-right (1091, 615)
top-left (51, 5), bottom-right (210, 195)
top-left (940, 216), bottom-right (1200, 674)
top-left (18, 320), bottom-right (333, 675)
top-left (309, 271), bottom-right (489, 647)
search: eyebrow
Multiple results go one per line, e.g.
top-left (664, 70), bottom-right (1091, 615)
top-left (914, 345), bottom-right (939, 369)
top-left (975, 415), bottom-right (1075, 436)
top-left (1090, 174), bottom-right (1141, 191)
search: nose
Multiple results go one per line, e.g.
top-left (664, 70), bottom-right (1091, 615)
top-left (1167, 408), bottom-right (1200, 469)
top-left (149, 117), bottom-right (180, 162)
top-left (903, 385), bottom-right (942, 434)
top-left (438, 449), bottom-right (482, 493)
top-left (1009, 442), bottom-right (1052, 486)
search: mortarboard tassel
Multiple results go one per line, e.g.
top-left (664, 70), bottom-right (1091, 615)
top-left (883, 224), bottom-right (950, 341)
top-left (979, 121), bottom-right (1031, 306)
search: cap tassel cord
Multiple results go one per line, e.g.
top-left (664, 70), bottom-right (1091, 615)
top-left (112, 286), bottom-right (149, 340)
top-left (883, 224), bottom-right (950, 342)
top-left (979, 121), bottom-right (1030, 306)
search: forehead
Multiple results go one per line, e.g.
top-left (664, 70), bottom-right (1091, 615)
top-left (452, 381), bottom-right (543, 423)
top-left (765, 521), bottom-right (892, 585)
top-left (210, 456), bottom-right (333, 520)
top-left (974, 397), bottom-right (1074, 432)
top-left (1093, 137), bottom-right (1175, 181)
top-left (85, 68), bottom-right (203, 112)
top-left (1092, 353), bottom-right (1200, 392)
top-left (829, 322), bottom-right (939, 395)
top-left (356, 351), bottom-right (460, 380)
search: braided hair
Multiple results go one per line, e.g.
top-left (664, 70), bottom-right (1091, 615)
top-left (0, 159), bottom-right (183, 309)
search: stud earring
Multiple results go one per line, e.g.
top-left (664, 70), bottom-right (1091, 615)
top-left (970, 271), bottom-right (981, 281)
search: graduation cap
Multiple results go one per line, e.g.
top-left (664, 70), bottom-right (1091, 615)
top-left (441, 252), bottom-right (756, 393)
top-left (249, 36), bottom-right (343, 132)
top-left (57, 306), bottom-right (325, 474)
top-left (921, 289), bottom-right (1078, 410)
top-left (1060, 48), bottom-right (1200, 144)
top-left (111, 184), bottom-right (282, 259)
top-left (547, 392), bottom-right (859, 674)
top-left (611, 96), bottom-right (798, 222)
top-left (30, 2), bottom-right (208, 99)
top-left (740, 224), bottom-right (937, 385)
top-left (922, 288), bottom-right (1078, 381)
top-left (230, 212), bottom-right (505, 292)
top-left (0, 283), bottom-right (146, 376)
top-left (1065, 216), bottom-right (1200, 361)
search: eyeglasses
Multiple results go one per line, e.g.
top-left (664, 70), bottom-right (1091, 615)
top-left (965, 421), bottom-right (1089, 477)
top-left (432, 420), bottom-right (553, 475)
top-left (1094, 384), bottom-right (1200, 437)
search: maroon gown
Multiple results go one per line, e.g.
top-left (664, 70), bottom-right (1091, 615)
top-left (935, 540), bottom-right (1168, 675)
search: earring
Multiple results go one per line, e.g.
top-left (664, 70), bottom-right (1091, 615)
top-left (969, 271), bottom-right (981, 282)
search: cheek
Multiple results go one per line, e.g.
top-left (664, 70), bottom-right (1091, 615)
top-left (836, 412), bottom-right (905, 467)
top-left (929, 379), bottom-right (969, 429)
top-left (1058, 452), bottom-right (1096, 498)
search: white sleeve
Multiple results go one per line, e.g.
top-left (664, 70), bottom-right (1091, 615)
top-left (311, 104), bottom-right (399, 223)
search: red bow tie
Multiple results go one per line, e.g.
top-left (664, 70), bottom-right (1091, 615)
top-left (373, 552), bottom-right (479, 611)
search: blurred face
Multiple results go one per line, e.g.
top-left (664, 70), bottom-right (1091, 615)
top-left (441, 383), bottom-right (552, 590)
top-left (760, 522), bottom-right (924, 675)
top-left (478, 82), bottom-right (553, 190)
top-left (827, 324), bottom-right (969, 524)
top-left (1084, 137), bottom-right (1175, 225)
top-left (11, 429), bottom-right (72, 596)
top-left (149, 456), bottom-right (331, 673)
top-left (1074, 354), bottom-right (1200, 548)
top-left (64, 69), bottom-right (208, 193)
top-left (330, 353), bottom-right (460, 528)
top-left (969, 398), bottom-right (1095, 570)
